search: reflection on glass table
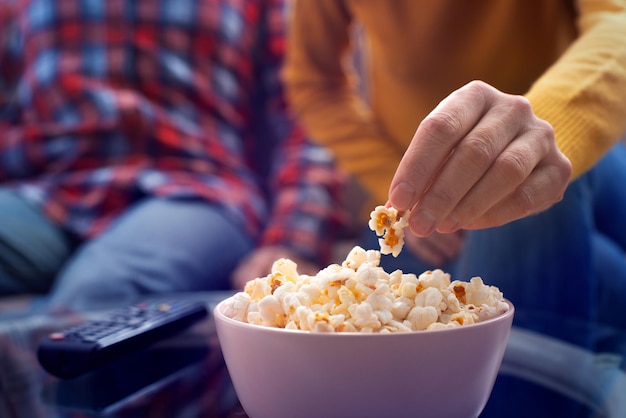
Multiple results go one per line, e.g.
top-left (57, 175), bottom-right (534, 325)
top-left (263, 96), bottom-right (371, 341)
top-left (41, 337), bottom-right (212, 415)
top-left (0, 292), bottom-right (243, 418)
top-left (482, 310), bottom-right (626, 418)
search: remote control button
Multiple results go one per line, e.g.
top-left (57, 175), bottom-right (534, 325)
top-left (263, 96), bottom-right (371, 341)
top-left (82, 335), bottom-right (99, 342)
top-left (49, 332), bottom-right (65, 341)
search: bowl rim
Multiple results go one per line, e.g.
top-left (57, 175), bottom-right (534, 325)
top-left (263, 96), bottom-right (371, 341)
top-left (213, 297), bottom-right (514, 337)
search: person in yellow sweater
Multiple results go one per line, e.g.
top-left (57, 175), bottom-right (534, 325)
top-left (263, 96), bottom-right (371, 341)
top-left (285, 3), bottom-right (626, 412)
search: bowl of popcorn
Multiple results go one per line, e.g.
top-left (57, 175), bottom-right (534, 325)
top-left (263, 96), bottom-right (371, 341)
top-left (214, 207), bottom-right (514, 418)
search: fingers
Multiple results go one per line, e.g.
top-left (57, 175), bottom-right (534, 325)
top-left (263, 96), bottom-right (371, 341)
top-left (407, 241), bottom-right (445, 266)
top-left (434, 118), bottom-right (554, 232)
top-left (389, 81), bottom-right (492, 212)
top-left (409, 94), bottom-right (541, 236)
top-left (294, 259), bottom-right (320, 276)
top-left (231, 261), bottom-right (259, 290)
top-left (404, 230), bottom-right (465, 266)
top-left (231, 250), bottom-right (275, 289)
top-left (231, 271), bottom-right (250, 290)
top-left (389, 81), bottom-right (494, 213)
top-left (461, 157), bottom-right (571, 230)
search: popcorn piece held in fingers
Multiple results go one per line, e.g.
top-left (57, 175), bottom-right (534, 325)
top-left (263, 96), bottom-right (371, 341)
top-left (368, 205), bottom-right (410, 257)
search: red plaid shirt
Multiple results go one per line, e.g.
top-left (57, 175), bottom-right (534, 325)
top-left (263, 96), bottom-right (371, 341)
top-left (0, 0), bottom-right (344, 264)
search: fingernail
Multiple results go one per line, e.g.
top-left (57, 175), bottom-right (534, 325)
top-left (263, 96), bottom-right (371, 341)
top-left (389, 182), bottom-right (416, 211)
top-left (438, 214), bottom-right (460, 233)
top-left (411, 209), bottom-right (437, 236)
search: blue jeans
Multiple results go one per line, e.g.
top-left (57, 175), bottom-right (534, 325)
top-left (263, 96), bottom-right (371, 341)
top-left (0, 194), bottom-right (253, 312)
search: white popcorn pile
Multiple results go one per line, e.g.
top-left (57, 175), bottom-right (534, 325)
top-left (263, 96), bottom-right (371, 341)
top-left (368, 205), bottom-right (409, 257)
top-left (221, 246), bottom-right (510, 333)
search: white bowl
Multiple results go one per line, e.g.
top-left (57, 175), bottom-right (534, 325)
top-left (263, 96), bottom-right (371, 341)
top-left (214, 298), bottom-right (514, 418)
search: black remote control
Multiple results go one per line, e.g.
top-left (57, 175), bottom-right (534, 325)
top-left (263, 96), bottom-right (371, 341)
top-left (37, 298), bottom-right (209, 379)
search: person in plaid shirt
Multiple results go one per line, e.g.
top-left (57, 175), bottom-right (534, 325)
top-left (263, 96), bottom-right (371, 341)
top-left (0, 0), bottom-right (344, 311)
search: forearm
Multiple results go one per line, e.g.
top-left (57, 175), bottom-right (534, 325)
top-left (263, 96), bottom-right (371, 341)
top-left (525, 1), bottom-right (626, 180)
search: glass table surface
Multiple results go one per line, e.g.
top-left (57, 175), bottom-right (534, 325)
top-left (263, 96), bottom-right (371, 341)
top-left (0, 292), bottom-right (624, 418)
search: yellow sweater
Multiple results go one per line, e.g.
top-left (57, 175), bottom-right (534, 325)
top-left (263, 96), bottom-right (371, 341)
top-left (284, 0), bottom-right (626, 206)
